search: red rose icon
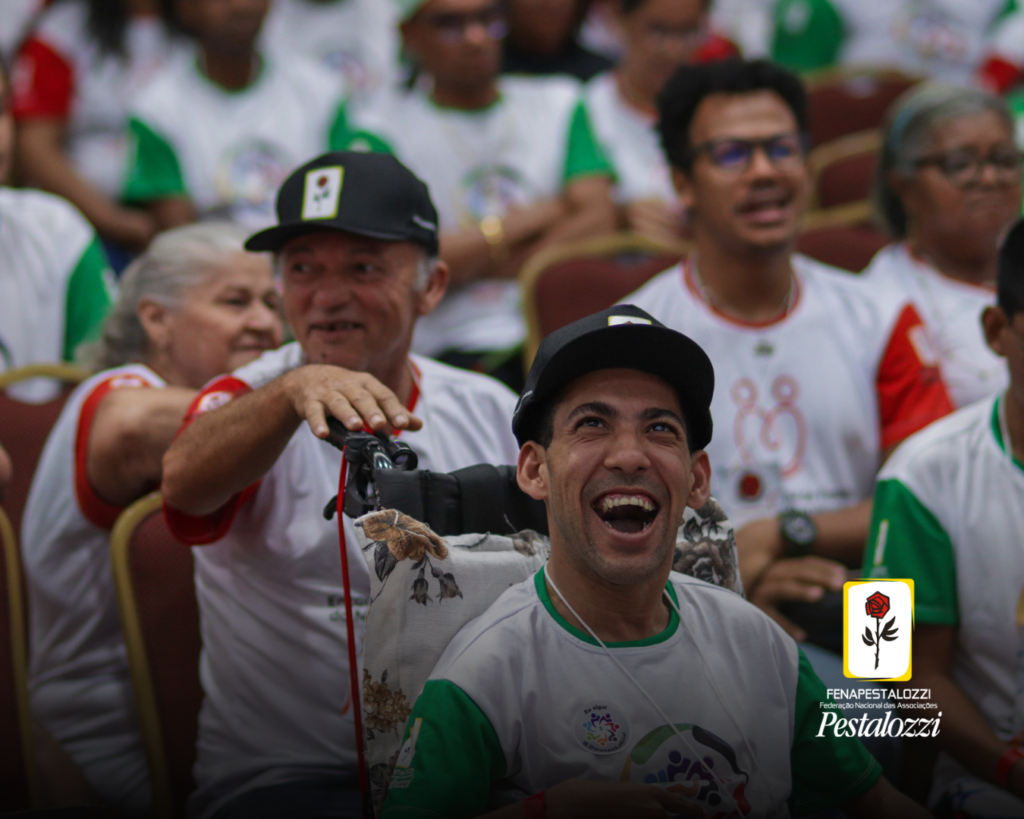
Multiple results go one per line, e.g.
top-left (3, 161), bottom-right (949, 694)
top-left (865, 591), bottom-right (890, 619)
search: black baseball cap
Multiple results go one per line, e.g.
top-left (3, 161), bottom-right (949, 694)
top-left (512, 305), bottom-right (714, 450)
top-left (245, 151), bottom-right (439, 254)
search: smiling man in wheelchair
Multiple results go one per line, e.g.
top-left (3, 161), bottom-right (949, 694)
top-left (379, 305), bottom-right (928, 819)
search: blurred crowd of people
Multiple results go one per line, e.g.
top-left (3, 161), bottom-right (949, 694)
top-left (3, 0), bottom-right (1024, 817)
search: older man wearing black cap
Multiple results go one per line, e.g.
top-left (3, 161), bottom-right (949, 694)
top-left (381, 305), bottom-right (929, 819)
top-left (161, 152), bottom-right (521, 819)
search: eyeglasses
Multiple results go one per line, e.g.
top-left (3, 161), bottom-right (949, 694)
top-left (423, 6), bottom-right (507, 44)
top-left (914, 147), bottom-right (1024, 186)
top-left (688, 133), bottom-right (807, 173)
top-left (640, 20), bottom-right (708, 50)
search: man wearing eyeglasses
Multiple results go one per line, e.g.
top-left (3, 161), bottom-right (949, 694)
top-left (332, 0), bottom-right (616, 388)
top-left (628, 59), bottom-right (953, 695)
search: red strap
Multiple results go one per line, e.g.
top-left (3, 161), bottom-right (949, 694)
top-left (336, 454), bottom-right (370, 810)
top-left (997, 746), bottom-right (1024, 789)
top-left (524, 791), bottom-right (546, 819)
top-left (978, 56), bottom-right (1023, 94)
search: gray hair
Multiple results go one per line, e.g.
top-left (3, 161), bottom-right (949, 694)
top-left (874, 83), bottom-right (1014, 238)
top-left (78, 222), bottom-right (256, 372)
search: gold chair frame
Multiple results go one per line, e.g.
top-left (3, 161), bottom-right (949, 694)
top-left (0, 364), bottom-right (88, 390)
top-left (110, 492), bottom-right (175, 819)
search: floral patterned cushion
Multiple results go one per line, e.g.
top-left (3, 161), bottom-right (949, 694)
top-left (353, 498), bottom-right (739, 816)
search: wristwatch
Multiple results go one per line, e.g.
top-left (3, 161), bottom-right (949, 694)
top-left (778, 509), bottom-right (817, 558)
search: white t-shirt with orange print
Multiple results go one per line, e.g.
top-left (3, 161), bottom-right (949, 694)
top-left (628, 255), bottom-right (954, 528)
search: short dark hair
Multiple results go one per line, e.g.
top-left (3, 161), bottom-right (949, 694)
top-left (998, 219), bottom-right (1024, 320)
top-left (621, 0), bottom-right (710, 12)
top-left (657, 58), bottom-right (809, 173)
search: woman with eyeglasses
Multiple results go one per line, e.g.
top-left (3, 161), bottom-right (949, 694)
top-left (584, 0), bottom-right (737, 245)
top-left (863, 84), bottom-right (1021, 409)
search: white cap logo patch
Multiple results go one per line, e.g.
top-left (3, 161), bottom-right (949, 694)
top-left (608, 316), bottom-right (652, 327)
top-left (301, 166), bottom-right (344, 220)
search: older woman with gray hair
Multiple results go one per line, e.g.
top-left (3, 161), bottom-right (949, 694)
top-left (863, 83), bottom-right (1021, 408)
top-left (20, 222), bottom-right (282, 815)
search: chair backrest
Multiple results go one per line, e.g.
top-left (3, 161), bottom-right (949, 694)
top-left (808, 130), bottom-right (881, 210)
top-left (520, 232), bottom-right (689, 368)
top-left (0, 504), bottom-right (37, 811)
top-left (110, 494), bottom-right (202, 819)
top-left (0, 364), bottom-right (89, 537)
top-left (797, 202), bottom-right (890, 272)
top-left (805, 67), bottom-right (922, 147)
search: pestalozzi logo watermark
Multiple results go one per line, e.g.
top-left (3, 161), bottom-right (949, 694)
top-left (812, 578), bottom-right (942, 739)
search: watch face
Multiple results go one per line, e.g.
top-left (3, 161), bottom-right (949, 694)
top-left (784, 514), bottom-right (816, 546)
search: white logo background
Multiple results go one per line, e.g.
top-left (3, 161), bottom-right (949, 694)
top-left (846, 581), bottom-right (912, 679)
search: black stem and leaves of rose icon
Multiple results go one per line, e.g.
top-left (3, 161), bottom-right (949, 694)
top-left (862, 591), bottom-right (898, 670)
top-left (357, 510), bottom-right (463, 604)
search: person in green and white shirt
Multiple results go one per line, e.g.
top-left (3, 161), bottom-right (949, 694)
top-left (334, 0), bottom-right (615, 378)
top-left (864, 218), bottom-right (1024, 817)
top-left (770, 0), bottom-right (1018, 86)
top-left (384, 304), bottom-right (928, 819)
top-left (0, 62), bottom-right (113, 402)
top-left (123, 0), bottom-right (347, 232)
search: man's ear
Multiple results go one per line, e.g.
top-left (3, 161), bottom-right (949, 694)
top-left (517, 442), bottom-right (550, 501)
top-left (415, 259), bottom-right (449, 317)
top-left (983, 304), bottom-right (1010, 357)
top-left (671, 167), bottom-right (695, 214)
top-left (137, 298), bottom-right (172, 353)
top-left (686, 450), bottom-right (712, 510)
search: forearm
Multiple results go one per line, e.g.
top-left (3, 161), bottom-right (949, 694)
top-left (532, 183), bottom-right (616, 250)
top-left (87, 387), bottom-right (196, 507)
top-left (161, 375), bottom-right (302, 515)
top-left (149, 196), bottom-right (196, 230)
top-left (811, 498), bottom-right (872, 566)
top-left (17, 124), bottom-right (139, 238)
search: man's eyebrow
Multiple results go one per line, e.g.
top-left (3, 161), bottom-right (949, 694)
top-left (641, 407), bottom-right (686, 426)
top-left (565, 401), bottom-right (618, 423)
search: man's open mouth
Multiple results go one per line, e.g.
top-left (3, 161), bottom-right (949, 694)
top-left (592, 493), bottom-right (660, 534)
top-left (311, 321), bottom-right (364, 333)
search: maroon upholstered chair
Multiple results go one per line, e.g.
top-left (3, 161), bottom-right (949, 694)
top-left (797, 203), bottom-right (890, 272)
top-left (520, 233), bottom-right (690, 368)
top-left (805, 68), bottom-right (922, 147)
top-left (111, 494), bottom-right (202, 819)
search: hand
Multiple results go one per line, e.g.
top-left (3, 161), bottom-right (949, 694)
top-left (546, 779), bottom-right (704, 818)
top-left (735, 516), bottom-right (785, 590)
top-left (282, 365), bottom-right (423, 439)
top-left (748, 556), bottom-right (847, 641)
top-left (623, 199), bottom-right (686, 245)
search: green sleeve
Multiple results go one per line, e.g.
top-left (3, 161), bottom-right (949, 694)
top-left (122, 117), bottom-right (187, 202)
top-left (382, 679), bottom-right (506, 819)
top-left (63, 235), bottom-right (114, 361)
top-left (771, 0), bottom-right (845, 73)
top-left (863, 478), bottom-right (958, 626)
top-left (327, 104), bottom-right (395, 154)
top-left (788, 649), bottom-right (882, 816)
top-left (563, 98), bottom-right (613, 183)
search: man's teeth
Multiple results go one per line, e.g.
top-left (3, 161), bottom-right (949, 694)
top-left (598, 495), bottom-right (655, 513)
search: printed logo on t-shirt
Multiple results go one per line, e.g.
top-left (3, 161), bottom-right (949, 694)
top-left (302, 166), bottom-right (345, 220)
top-left (197, 390), bottom-right (234, 414)
top-left (908, 325), bottom-right (939, 367)
top-left (109, 375), bottom-right (146, 390)
top-left (731, 376), bottom-right (806, 478)
top-left (843, 579), bottom-right (914, 681)
top-left (621, 723), bottom-right (752, 816)
top-left (574, 702), bottom-right (629, 754)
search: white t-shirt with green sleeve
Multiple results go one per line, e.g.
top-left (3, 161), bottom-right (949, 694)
top-left (583, 71), bottom-right (675, 206)
top-left (0, 187), bottom-right (114, 401)
top-left (383, 567), bottom-right (881, 818)
top-left (864, 396), bottom-right (1024, 798)
top-left (123, 51), bottom-right (347, 229)
top-left (771, 0), bottom-right (1016, 85)
top-left (334, 77), bottom-right (613, 356)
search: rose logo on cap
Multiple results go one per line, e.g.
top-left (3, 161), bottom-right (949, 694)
top-left (301, 166), bottom-right (344, 220)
